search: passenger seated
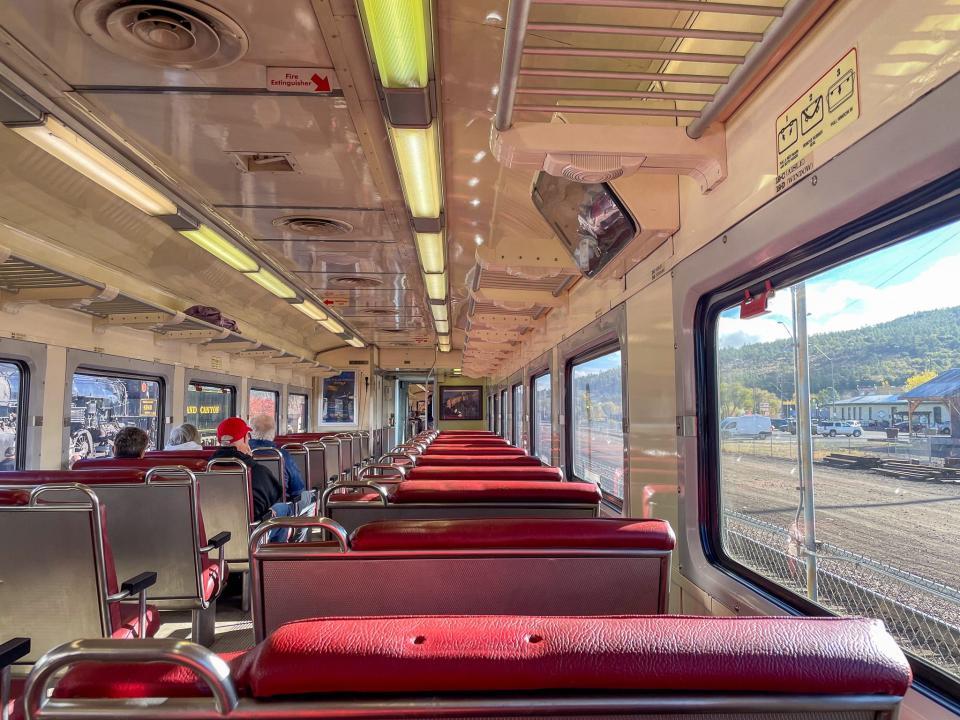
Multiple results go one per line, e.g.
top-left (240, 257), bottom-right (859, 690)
top-left (210, 417), bottom-right (292, 541)
top-left (0, 446), bottom-right (14, 470)
top-left (248, 414), bottom-right (306, 499)
top-left (163, 423), bottom-right (204, 451)
top-left (112, 427), bottom-right (148, 459)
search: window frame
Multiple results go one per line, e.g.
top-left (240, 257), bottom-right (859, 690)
top-left (530, 369), bottom-right (552, 465)
top-left (511, 382), bottom-right (524, 446)
top-left (249, 386), bottom-right (281, 427)
top-left (695, 169), bottom-right (960, 703)
top-left (565, 342), bottom-right (626, 510)
top-left (0, 358), bottom-right (29, 470)
top-left (500, 388), bottom-right (508, 438)
top-left (72, 367), bottom-right (166, 453)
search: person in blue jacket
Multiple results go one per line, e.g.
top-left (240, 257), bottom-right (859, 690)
top-left (248, 413), bottom-right (305, 499)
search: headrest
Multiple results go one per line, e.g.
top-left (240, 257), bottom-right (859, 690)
top-left (390, 480), bottom-right (601, 505)
top-left (350, 518), bottom-right (675, 552)
top-left (406, 465), bottom-right (562, 482)
top-left (144, 450), bottom-right (216, 459)
top-left (417, 455), bottom-right (542, 466)
top-left (0, 469), bottom-right (150, 485)
top-left (74, 457), bottom-right (208, 472)
top-left (237, 615), bottom-right (911, 697)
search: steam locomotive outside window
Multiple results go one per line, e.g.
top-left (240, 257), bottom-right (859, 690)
top-left (70, 372), bottom-right (162, 460)
top-left (713, 216), bottom-right (960, 685)
top-left (249, 388), bottom-right (279, 426)
top-left (288, 393), bottom-right (308, 433)
top-left (186, 382), bottom-right (235, 446)
top-left (570, 349), bottom-right (624, 504)
top-left (532, 372), bottom-right (551, 464)
top-left (0, 361), bottom-right (25, 471)
top-left (512, 383), bottom-right (524, 446)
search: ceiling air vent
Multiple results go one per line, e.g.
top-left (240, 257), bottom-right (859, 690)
top-left (331, 276), bottom-right (383, 289)
top-left (229, 152), bottom-right (299, 174)
top-left (273, 215), bottom-right (354, 237)
top-left (74, 0), bottom-right (249, 70)
top-left (363, 308), bottom-right (395, 316)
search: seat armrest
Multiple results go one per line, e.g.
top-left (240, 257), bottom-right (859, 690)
top-left (200, 531), bottom-right (231, 552)
top-left (0, 638), bottom-right (30, 669)
top-left (120, 571), bottom-right (158, 597)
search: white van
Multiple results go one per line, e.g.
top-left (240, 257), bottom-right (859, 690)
top-left (720, 415), bottom-right (773, 439)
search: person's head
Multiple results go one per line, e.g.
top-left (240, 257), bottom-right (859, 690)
top-left (113, 426), bottom-right (149, 458)
top-left (169, 423), bottom-right (201, 446)
top-left (3, 446), bottom-right (14, 460)
top-left (217, 417), bottom-right (253, 454)
top-left (249, 414), bottom-right (277, 442)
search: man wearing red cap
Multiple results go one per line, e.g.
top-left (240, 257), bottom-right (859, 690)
top-left (211, 417), bottom-right (292, 534)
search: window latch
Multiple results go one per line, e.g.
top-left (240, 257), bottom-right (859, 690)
top-left (740, 280), bottom-right (774, 319)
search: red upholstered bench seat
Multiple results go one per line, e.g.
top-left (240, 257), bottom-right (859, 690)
top-left (48, 615), bottom-right (911, 700)
top-left (73, 457), bottom-right (209, 472)
top-left (417, 454), bottom-right (542, 466)
top-left (0, 469), bottom-right (153, 485)
top-left (350, 518), bottom-right (675, 552)
top-left (145, 449), bottom-right (217, 459)
top-left (387, 480), bottom-right (600, 505)
top-left (423, 446), bottom-right (526, 456)
top-left (406, 465), bottom-right (562, 482)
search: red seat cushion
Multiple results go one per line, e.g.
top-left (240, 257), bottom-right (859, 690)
top-left (236, 615), bottom-right (912, 697)
top-left (350, 518), bottom-right (675, 552)
top-left (144, 450), bottom-right (217, 460)
top-left (389, 480), bottom-right (600, 505)
top-left (0, 469), bottom-right (149, 485)
top-left (73, 457), bottom-right (209, 472)
top-left (407, 466), bottom-right (562, 482)
top-left (111, 603), bottom-right (161, 639)
top-left (0, 489), bottom-right (30, 505)
top-left (417, 455), bottom-right (542, 466)
top-left (326, 488), bottom-right (386, 504)
top-left (201, 556), bottom-right (228, 603)
top-left (423, 447), bottom-right (526, 456)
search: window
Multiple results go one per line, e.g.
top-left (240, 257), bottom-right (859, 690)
top-left (0, 360), bottom-right (26, 470)
top-left (321, 372), bottom-right (356, 425)
top-left (488, 394), bottom-right (494, 431)
top-left (512, 383), bottom-right (524, 446)
top-left (70, 371), bottom-right (162, 460)
top-left (570, 349), bottom-right (624, 505)
top-left (249, 388), bottom-right (279, 426)
top-left (288, 393), bottom-right (308, 433)
top-left (710, 214), bottom-right (960, 689)
top-left (186, 382), bottom-right (235, 447)
top-left (501, 389), bottom-right (509, 440)
top-left (532, 372), bottom-right (551, 465)
top-left (493, 393), bottom-right (500, 434)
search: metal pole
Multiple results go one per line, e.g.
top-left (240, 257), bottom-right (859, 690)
top-left (792, 283), bottom-right (818, 601)
top-left (494, 0), bottom-right (533, 131)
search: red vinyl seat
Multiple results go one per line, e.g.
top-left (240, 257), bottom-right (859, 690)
top-left (387, 480), bottom-right (600, 505)
top-left (417, 454), bottom-right (542, 466)
top-left (73, 457), bottom-right (209, 472)
top-left (406, 465), bottom-right (562, 482)
top-left (422, 446), bottom-right (526, 456)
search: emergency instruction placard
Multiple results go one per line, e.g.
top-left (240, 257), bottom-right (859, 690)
top-left (775, 48), bottom-right (859, 193)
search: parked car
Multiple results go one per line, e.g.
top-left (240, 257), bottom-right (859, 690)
top-left (816, 420), bottom-right (862, 437)
top-left (894, 421), bottom-right (924, 433)
top-left (770, 419), bottom-right (789, 431)
top-left (720, 415), bottom-right (773, 439)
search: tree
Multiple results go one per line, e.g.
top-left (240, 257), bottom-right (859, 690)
top-left (903, 369), bottom-right (939, 391)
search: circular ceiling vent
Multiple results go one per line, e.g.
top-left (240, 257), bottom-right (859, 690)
top-left (272, 215), bottom-right (354, 237)
top-left (363, 308), bottom-right (395, 316)
top-left (74, 0), bottom-right (249, 70)
top-left (332, 275), bottom-right (383, 288)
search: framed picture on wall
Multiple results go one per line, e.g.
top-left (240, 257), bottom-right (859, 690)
top-left (439, 385), bottom-right (483, 421)
top-left (320, 371), bottom-right (356, 425)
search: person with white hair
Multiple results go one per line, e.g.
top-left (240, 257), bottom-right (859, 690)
top-left (248, 413), bottom-right (305, 498)
top-left (164, 423), bottom-right (203, 451)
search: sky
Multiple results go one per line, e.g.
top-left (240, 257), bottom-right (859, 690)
top-left (718, 218), bottom-right (960, 348)
top-left (573, 350), bottom-right (622, 375)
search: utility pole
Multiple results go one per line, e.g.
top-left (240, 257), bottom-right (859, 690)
top-left (792, 284), bottom-right (818, 601)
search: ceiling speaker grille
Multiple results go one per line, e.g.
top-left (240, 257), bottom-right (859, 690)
top-left (331, 275), bottom-right (384, 288)
top-left (273, 215), bottom-right (354, 237)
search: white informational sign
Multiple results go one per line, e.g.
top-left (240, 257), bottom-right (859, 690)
top-left (775, 49), bottom-right (859, 193)
top-left (266, 67), bottom-right (340, 93)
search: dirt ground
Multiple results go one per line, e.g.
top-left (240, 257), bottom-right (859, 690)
top-left (721, 453), bottom-right (960, 589)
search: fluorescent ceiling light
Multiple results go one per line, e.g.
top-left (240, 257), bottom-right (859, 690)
top-left (13, 116), bottom-right (177, 216)
top-left (390, 123), bottom-right (441, 218)
top-left (415, 232), bottom-right (445, 274)
top-left (434, 320), bottom-right (449, 333)
top-left (430, 304), bottom-right (448, 322)
top-left (180, 225), bottom-right (259, 273)
top-left (294, 300), bottom-right (328, 321)
top-left (247, 268), bottom-right (297, 299)
top-left (423, 272), bottom-right (446, 301)
top-left (358, 0), bottom-right (429, 88)
top-left (438, 341), bottom-right (451, 352)
top-left (346, 337), bottom-right (365, 348)
top-left (320, 317), bottom-right (344, 334)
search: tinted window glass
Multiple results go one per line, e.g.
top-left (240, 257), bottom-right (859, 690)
top-left (70, 372), bottom-right (162, 460)
top-left (501, 389), bottom-right (509, 440)
top-left (186, 382), bottom-right (235, 446)
top-left (288, 393), bottom-right (308, 433)
top-left (533, 373), bottom-right (551, 465)
top-left (570, 350), bottom-right (624, 503)
top-left (512, 384), bottom-right (524, 446)
top-left (714, 217), bottom-right (960, 683)
top-left (249, 388), bottom-right (279, 425)
top-left (0, 361), bottom-right (25, 470)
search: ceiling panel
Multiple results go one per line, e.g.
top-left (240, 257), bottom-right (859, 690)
top-left (257, 240), bottom-right (405, 274)
top-left (221, 206), bottom-right (395, 242)
top-left (297, 272), bottom-right (410, 291)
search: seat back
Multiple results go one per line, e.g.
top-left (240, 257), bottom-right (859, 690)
top-left (336, 434), bottom-right (357, 473)
top-left (406, 465), bottom-right (563, 482)
top-left (0, 486), bottom-right (111, 663)
top-left (358, 431), bottom-right (371, 463)
top-left (251, 517), bottom-right (673, 640)
top-left (198, 458), bottom-right (253, 566)
top-left (250, 448), bottom-right (284, 501)
top-left (280, 443), bottom-right (310, 490)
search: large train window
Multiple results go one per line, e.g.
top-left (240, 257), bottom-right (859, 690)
top-left (512, 383), bottom-right (524, 445)
top-left (70, 371), bottom-right (162, 460)
top-left (531, 372), bottom-right (551, 464)
top-left (287, 392), bottom-right (308, 433)
top-left (709, 214), bottom-right (960, 690)
top-left (186, 381), bottom-right (235, 446)
top-left (500, 389), bottom-right (508, 438)
top-left (249, 387), bottom-right (279, 426)
top-left (569, 348), bottom-right (624, 506)
top-left (0, 360), bottom-right (26, 470)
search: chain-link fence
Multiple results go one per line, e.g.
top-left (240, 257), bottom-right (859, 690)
top-left (723, 510), bottom-right (960, 680)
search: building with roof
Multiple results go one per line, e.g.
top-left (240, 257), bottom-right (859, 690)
top-left (826, 393), bottom-right (949, 428)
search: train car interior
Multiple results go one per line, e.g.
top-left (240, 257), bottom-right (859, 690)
top-left (0, 0), bottom-right (958, 718)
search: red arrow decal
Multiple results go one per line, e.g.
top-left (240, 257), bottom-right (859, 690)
top-left (311, 73), bottom-right (331, 92)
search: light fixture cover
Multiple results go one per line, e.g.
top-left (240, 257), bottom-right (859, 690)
top-left (14, 116), bottom-right (177, 216)
top-left (423, 272), bottom-right (446, 301)
top-left (390, 124), bottom-right (441, 218)
top-left (294, 300), bottom-right (329, 321)
top-left (434, 320), bottom-right (449, 333)
top-left (246, 268), bottom-right (298, 299)
top-left (415, 231), bottom-right (445, 274)
top-left (321, 317), bottom-right (344, 334)
top-left (359, 0), bottom-right (429, 89)
top-left (346, 337), bottom-right (365, 348)
top-left (180, 225), bottom-right (259, 273)
top-left (430, 304), bottom-right (448, 322)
